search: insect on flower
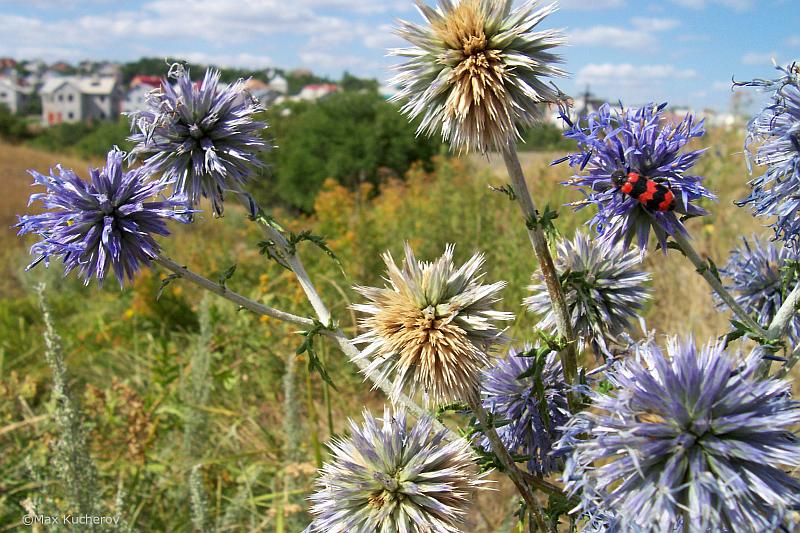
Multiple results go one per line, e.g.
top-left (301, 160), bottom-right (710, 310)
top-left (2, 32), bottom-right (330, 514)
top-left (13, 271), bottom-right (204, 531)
top-left (610, 170), bottom-right (676, 212)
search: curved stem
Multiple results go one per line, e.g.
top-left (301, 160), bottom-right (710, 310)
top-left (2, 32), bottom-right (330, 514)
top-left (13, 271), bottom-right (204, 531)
top-left (154, 253), bottom-right (453, 439)
top-left (468, 397), bottom-right (553, 533)
top-left (501, 142), bottom-right (579, 409)
top-left (671, 231), bottom-right (766, 336)
top-left (154, 255), bottom-right (317, 329)
top-left (774, 344), bottom-right (800, 379)
top-left (766, 283), bottom-right (800, 341)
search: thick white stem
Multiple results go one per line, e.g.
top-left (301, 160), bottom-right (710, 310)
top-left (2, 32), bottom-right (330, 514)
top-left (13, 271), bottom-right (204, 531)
top-left (766, 283), bottom-right (800, 341)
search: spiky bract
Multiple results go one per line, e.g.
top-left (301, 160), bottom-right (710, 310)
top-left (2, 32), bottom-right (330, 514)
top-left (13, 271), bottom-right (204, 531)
top-left (352, 243), bottom-right (513, 405)
top-left (306, 407), bottom-right (486, 533)
top-left (525, 232), bottom-right (651, 356)
top-left (479, 345), bottom-right (569, 475)
top-left (391, 0), bottom-right (566, 153)
top-left (737, 62), bottom-right (800, 246)
top-left (16, 147), bottom-right (190, 286)
top-left (558, 337), bottom-right (800, 533)
top-left (128, 64), bottom-right (268, 215)
top-left (556, 102), bottom-right (715, 252)
top-left (720, 236), bottom-right (800, 344)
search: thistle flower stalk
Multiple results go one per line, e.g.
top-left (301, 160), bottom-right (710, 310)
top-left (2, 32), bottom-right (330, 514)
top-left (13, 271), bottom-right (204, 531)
top-left (671, 230), bottom-right (766, 335)
top-left (766, 281), bottom-right (800, 342)
top-left (502, 142), bottom-right (579, 407)
top-left (153, 253), bottom-right (456, 440)
top-left (468, 396), bottom-right (553, 533)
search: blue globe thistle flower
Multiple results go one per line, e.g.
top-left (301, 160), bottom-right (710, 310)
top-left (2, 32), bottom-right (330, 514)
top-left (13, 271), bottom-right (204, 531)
top-left (128, 64), bottom-right (268, 215)
top-left (524, 232), bottom-right (651, 357)
top-left (16, 147), bottom-right (190, 287)
top-left (720, 235), bottom-right (800, 344)
top-left (306, 407), bottom-right (487, 533)
top-left (557, 337), bottom-right (800, 533)
top-left (555, 103), bottom-right (715, 252)
top-left (479, 345), bottom-right (570, 475)
top-left (737, 62), bottom-right (800, 246)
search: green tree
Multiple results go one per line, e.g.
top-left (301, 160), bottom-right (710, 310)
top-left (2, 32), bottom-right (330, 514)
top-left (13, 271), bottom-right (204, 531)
top-left (260, 92), bottom-right (441, 211)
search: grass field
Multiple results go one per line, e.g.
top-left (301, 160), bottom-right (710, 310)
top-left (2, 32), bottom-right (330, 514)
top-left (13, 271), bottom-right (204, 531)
top-left (0, 131), bottom-right (787, 531)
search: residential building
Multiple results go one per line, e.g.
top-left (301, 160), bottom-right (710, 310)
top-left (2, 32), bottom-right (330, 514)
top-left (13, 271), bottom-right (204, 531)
top-left (0, 76), bottom-right (31, 114)
top-left (40, 76), bottom-right (121, 126)
top-left (123, 76), bottom-right (161, 113)
top-left (297, 83), bottom-right (338, 101)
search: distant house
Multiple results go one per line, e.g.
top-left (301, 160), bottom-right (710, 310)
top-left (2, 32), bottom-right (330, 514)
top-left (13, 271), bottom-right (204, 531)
top-left (0, 76), bottom-right (32, 114)
top-left (298, 83), bottom-right (338, 101)
top-left (40, 76), bottom-right (122, 126)
top-left (267, 75), bottom-right (288, 95)
top-left (123, 76), bottom-right (161, 114)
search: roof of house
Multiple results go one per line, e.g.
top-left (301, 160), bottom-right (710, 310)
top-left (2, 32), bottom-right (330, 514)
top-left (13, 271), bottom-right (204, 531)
top-left (0, 76), bottom-right (32, 93)
top-left (244, 78), bottom-right (269, 91)
top-left (41, 76), bottom-right (117, 96)
top-left (130, 75), bottom-right (162, 88)
top-left (301, 83), bottom-right (338, 92)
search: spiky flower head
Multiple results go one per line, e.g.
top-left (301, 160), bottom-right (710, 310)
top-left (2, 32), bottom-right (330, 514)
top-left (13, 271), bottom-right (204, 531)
top-left (306, 407), bottom-right (487, 533)
top-left (15, 147), bottom-right (190, 287)
top-left (352, 243), bottom-right (513, 405)
top-left (479, 345), bottom-right (569, 475)
top-left (737, 62), bottom-right (800, 246)
top-left (390, 0), bottom-right (566, 153)
top-left (128, 64), bottom-right (268, 215)
top-left (557, 337), bottom-right (800, 533)
top-left (720, 235), bottom-right (800, 344)
top-left (555, 102), bottom-right (715, 252)
top-left (524, 232), bottom-right (651, 356)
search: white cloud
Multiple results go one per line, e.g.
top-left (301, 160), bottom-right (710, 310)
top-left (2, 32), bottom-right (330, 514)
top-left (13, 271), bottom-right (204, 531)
top-left (169, 52), bottom-right (273, 69)
top-left (299, 51), bottom-right (381, 71)
top-left (786, 36), bottom-right (800, 46)
top-left (669, 0), bottom-right (754, 10)
top-left (569, 26), bottom-right (657, 51)
top-left (577, 63), bottom-right (697, 86)
top-left (558, 0), bottom-right (625, 9)
top-left (363, 25), bottom-right (404, 50)
top-left (741, 51), bottom-right (777, 66)
top-left (630, 17), bottom-right (680, 32)
top-left (574, 63), bottom-right (698, 106)
top-left (712, 80), bottom-right (733, 91)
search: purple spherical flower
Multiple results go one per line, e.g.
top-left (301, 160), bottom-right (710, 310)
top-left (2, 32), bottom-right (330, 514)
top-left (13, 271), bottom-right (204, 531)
top-left (306, 407), bottom-right (487, 533)
top-left (16, 147), bottom-right (190, 286)
top-left (128, 64), bottom-right (268, 215)
top-left (525, 232), bottom-right (651, 357)
top-left (555, 102), bottom-right (715, 252)
top-left (737, 62), bottom-right (800, 246)
top-left (557, 337), bottom-right (800, 532)
top-left (479, 345), bottom-right (570, 475)
top-left (720, 235), bottom-right (800, 343)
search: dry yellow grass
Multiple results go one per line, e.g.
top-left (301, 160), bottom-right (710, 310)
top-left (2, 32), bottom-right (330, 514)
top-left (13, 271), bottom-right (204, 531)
top-left (0, 142), bottom-right (100, 242)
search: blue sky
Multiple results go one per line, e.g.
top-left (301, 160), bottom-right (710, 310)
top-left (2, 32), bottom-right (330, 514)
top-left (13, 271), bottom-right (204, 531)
top-left (0, 0), bottom-right (798, 110)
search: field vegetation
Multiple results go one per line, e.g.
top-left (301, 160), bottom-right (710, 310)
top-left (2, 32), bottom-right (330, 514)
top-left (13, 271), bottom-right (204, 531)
top-left (0, 124), bottom-right (778, 530)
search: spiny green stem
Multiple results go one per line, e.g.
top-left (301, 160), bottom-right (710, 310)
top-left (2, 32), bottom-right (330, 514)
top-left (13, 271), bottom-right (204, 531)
top-left (671, 231), bottom-right (766, 335)
top-left (154, 253), bottom-right (454, 439)
top-left (501, 142), bottom-right (579, 411)
top-left (469, 397), bottom-right (553, 533)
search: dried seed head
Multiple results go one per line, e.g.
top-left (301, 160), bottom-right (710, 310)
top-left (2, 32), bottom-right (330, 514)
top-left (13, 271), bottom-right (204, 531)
top-left (391, 0), bottom-right (566, 153)
top-left (352, 243), bottom-right (513, 405)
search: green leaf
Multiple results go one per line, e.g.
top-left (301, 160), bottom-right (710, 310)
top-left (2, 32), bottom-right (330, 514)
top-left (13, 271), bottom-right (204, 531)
top-left (218, 264), bottom-right (237, 288)
top-left (488, 183), bottom-right (516, 201)
top-left (287, 230), bottom-right (345, 275)
top-left (297, 320), bottom-right (338, 390)
top-left (156, 273), bottom-right (181, 301)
